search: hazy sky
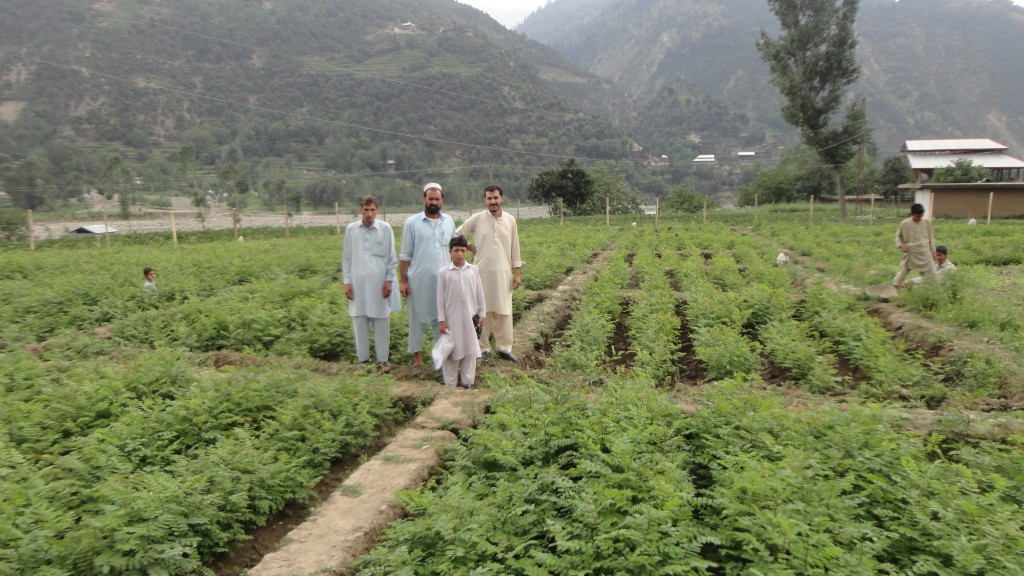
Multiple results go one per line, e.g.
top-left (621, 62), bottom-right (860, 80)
top-left (462, 0), bottom-right (1024, 29)
top-left (460, 0), bottom-right (549, 29)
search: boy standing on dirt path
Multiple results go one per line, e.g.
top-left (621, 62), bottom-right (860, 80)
top-left (893, 203), bottom-right (937, 288)
top-left (437, 235), bottom-right (486, 388)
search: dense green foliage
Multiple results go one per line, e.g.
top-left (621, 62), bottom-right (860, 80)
top-left (665, 184), bottom-right (718, 213)
top-left (358, 377), bottom-right (1024, 574)
top-left (930, 158), bottom-right (992, 184)
top-left (738, 145), bottom-right (834, 205)
top-left (0, 349), bottom-right (401, 575)
top-left (4, 210), bottom-right (1024, 574)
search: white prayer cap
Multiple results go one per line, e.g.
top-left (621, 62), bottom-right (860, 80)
top-left (423, 182), bottom-right (443, 193)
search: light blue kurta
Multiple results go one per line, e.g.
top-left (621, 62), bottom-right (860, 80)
top-left (342, 219), bottom-right (400, 318)
top-left (400, 212), bottom-right (455, 324)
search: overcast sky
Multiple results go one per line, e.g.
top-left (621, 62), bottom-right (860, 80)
top-left (462, 0), bottom-right (1024, 29)
top-left (460, 0), bottom-right (550, 29)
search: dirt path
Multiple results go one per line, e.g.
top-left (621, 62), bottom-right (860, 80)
top-left (29, 197), bottom-right (553, 241)
top-left (245, 389), bottom-right (486, 576)
top-left (229, 242), bottom-right (615, 576)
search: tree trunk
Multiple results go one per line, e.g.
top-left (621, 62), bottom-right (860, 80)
top-left (835, 168), bottom-right (847, 220)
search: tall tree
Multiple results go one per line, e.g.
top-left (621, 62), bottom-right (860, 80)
top-left (757, 0), bottom-right (863, 219)
top-left (527, 159), bottom-right (594, 217)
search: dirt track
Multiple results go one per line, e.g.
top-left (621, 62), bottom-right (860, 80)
top-left (29, 197), bottom-right (553, 241)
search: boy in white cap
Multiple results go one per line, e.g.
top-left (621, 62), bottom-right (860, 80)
top-left (399, 182), bottom-right (456, 377)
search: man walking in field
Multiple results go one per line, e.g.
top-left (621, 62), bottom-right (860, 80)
top-left (456, 184), bottom-right (522, 362)
top-left (893, 203), bottom-right (937, 288)
top-left (400, 183), bottom-right (456, 377)
top-left (342, 195), bottom-right (400, 372)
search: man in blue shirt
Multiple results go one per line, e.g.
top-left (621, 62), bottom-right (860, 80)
top-left (400, 183), bottom-right (455, 376)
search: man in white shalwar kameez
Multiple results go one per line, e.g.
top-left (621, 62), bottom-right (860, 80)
top-left (342, 195), bottom-right (400, 371)
top-left (893, 203), bottom-right (937, 288)
top-left (437, 236), bottom-right (486, 388)
top-left (400, 183), bottom-right (455, 376)
top-left (456, 185), bottom-right (522, 362)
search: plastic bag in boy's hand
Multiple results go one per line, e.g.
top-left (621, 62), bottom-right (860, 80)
top-left (472, 314), bottom-right (482, 338)
top-left (431, 331), bottom-right (454, 370)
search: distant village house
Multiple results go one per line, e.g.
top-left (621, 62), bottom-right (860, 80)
top-left (899, 138), bottom-right (1024, 219)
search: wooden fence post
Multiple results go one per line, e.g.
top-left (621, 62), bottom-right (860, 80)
top-left (171, 212), bottom-right (178, 245)
top-left (27, 209), bottom-right (35, 252)
top-left (987, 191), bottom-right (994, 224)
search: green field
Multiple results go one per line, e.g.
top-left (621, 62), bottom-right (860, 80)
top-left (2, 208), bottom-right (1023, 575)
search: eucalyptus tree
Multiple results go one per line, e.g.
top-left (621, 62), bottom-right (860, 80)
top-left (757, 0), bottom-right (864, 219)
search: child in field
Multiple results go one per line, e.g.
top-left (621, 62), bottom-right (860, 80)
top-left (142, 267), bottom-right (158, 294)
top-left (436, 236), bottom-right (486, 388)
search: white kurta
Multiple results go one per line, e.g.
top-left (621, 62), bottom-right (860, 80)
top-left (342, 219), bottom-right (400, 318)
top-left (400, 212), bottom-right (455, 324)
top-left (437, 263), bottom-right (485, 361)
top-left (456, 210), bottom-right (521, 315)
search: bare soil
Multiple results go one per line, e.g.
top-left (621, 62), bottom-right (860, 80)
top-left (242, 391), bottom-right (484, 576)
top-left (28, 195), bottom-right (552, 240)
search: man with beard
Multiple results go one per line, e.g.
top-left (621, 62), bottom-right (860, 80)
top-left (400, 183), bottom-right (455, 377)
top-left (456, 184), bottom-right (522, 362)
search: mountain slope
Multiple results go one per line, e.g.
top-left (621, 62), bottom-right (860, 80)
top-left (519, 0), bottom-right (1024, 155)
top-left (0, 0), bottom-right (635, 207)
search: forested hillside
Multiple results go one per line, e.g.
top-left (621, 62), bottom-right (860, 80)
top-left (0, 0), bottom-right (638, 211)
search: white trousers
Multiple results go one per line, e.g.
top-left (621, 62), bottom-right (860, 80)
top-left (442, 355), bottom-right (477, 388)
top-left (352, 316), bottom-right (390, 363)
top-left (479, 312), bottom-right (513, 354)
top-left (406, 299), bottom-right (441, 354)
